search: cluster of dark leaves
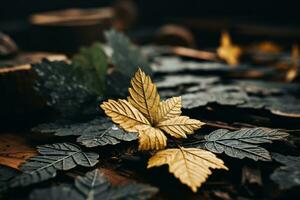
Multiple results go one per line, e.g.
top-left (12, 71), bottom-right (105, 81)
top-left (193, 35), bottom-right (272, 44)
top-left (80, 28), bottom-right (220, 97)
top-left (151, 53), bottom-right (300, 197)
top-left (156, 73), bottom-right (300, 117)
top-left (151, 56), bottom-right (276, 76)
top-left (0, 117), bottom-right (158, 200)
top-left (32, 118), bottom-right (138, 148)
top-left (2, 29), bottom-right (153, 121)
top-left (29, 169), bottom-right (158, 200)
top-left (1, 33), bottom-right (300, 200)
top-left (0, 30), bottom-right (158, 199)
top-left (1, 143), bottom-right (99, 190)
top-left (32, 60), bottom-right (99, 119)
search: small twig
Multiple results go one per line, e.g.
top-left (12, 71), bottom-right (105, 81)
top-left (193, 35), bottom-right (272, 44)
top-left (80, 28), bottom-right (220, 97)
top-left (204, 121), bottom-right (239, 131)
top-left (171, 46), bottom-right (218, 61)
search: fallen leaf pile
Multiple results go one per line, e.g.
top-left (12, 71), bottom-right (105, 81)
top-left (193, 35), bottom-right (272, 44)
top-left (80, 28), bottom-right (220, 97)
top-left (101, 68), bottom-right (229, 192)
top-left (0, 67), bottom-right (290, 195)
top-left (0, 27), bottom-right (298, 199)
top-left (100, 68), bottom-right (290, 192)
top-left (29, 169), bottom-right (158, 200)
top-left (2, 143), bottom-right (99, 191)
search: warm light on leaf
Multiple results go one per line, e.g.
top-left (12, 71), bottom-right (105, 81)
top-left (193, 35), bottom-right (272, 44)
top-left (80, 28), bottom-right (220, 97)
top-left (217, 31), bottom-right (242, 66)
top-left (138, 125), bottom-right (167, 150)
top-left (251, 41), bottom-right (281, 54)
top-left (155, 96), bottom-right (182, 123)
top-left (157, 116), bottom-right (205, 138)
top-left (100, 99), bottom-right (150, 132)
top-left (286, 44), bottom-right (299, 82)
top-left (101, 68), bottom-right (205, 150)
top-left (128, 68), bottom-right (160, 124)
top-left (29, 169), bottom-right (158, 200)
top-left (147, 147), bottom-right (228, 192)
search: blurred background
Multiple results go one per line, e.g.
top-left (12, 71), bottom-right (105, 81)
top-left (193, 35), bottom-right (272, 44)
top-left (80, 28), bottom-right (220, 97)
top-left (1, 0), bottom-right (300, 127)
top-left (1, 0), bottom-right (299, 52)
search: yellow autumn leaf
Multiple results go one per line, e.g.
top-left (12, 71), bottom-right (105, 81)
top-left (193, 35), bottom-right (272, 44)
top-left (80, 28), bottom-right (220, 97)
top-left (100, 99), bottom-right (150, 132)
top-left (128, 68), bottom-right (160, 124)
top-left (155, 96), bottom-right (182, 123)
top-left (157, 116), bottom-right (205, 138)
top-left (137, 125), bottom-right (167, 150)
top-left (217, 31), bottom-right (242, 66)
top-left (101, 68), bottom-right (205, 150)
top-left (286, 44), bottom-right (299, 82)
top-left (148, 147), bottom-right (228, 192)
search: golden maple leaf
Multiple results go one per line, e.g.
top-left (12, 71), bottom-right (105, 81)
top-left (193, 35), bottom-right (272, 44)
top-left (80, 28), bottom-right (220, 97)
top-left (101, 68), bottom-right (205, 150)
top-left (137, 125), bottom-right (167, 150)
top-left (128, 68), bottom-right (160, 124)
top-left (155, 96), bottom-right (182, 123)
top-left (100, 99), bottom-right (150, 132)
top-left (148, 147), bottom-right (228, 192)
top-left (217, 31), bottom-right (242, 66)
top-left (157, 116), bottom-right (201, 138)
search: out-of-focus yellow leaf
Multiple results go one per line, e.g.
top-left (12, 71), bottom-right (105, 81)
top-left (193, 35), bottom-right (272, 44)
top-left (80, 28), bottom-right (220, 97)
top-left (251, 41), bottom-right (281, 54)
top-left (217, 31), bottom-right (242, 66)
top-left (286, 44), bottom-right (299, 82)
top-left (148, 147), bottom-right (228, 192)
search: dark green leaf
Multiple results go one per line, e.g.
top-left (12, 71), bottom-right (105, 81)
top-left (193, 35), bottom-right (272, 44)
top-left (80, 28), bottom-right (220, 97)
top-left (32, 60), bottom-right (98, 118)
top-left (7, 143), bottom-right (99, 188)
top-left (182, 86), bottom-right (248, 109)
top-left (30, 169), bottom-right (158, 200)
top-left (270, 153), bottom-right (300, 190)
top-left (32, 118), bottom-right (138, 147)
top-left (0, 165), bottom-right (19, 184)
top-left (104, 29), bottom-right (152, 98)
top-left (105, 29), bottom-right (152, 77)
top-left (202, 128), bottom-right (288, 161)
top-left (32, 118), bottom-right (109, 136)
top-left (105, 70), bottom-right (132, 97)
top-left (77, 124), bottom-right (137, 148)
top-left (0, 165), bottom-right (19, 193)
top-left (101, 184), bottom-right (159, 200)
top-left (30, 186), bottom-right (74, 200)
top-left (72, 43), bottom-right (108, 95)
top-left (74, 169), bottom-right (110, 198)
